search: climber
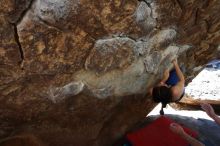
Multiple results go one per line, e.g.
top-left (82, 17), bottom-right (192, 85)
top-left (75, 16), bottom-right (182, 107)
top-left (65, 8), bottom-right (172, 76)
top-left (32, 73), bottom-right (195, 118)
top-left (150, 58), bottom-right (185, 115)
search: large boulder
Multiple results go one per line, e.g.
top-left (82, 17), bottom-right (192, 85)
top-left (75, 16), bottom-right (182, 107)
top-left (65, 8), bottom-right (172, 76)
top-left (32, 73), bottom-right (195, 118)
top-left (0, 0), bottom-right (220, 145)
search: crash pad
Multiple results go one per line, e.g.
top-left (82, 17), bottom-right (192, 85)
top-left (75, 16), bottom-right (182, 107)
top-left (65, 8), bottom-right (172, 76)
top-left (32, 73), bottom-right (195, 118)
top-left (126, 116), bottom-right (198, 146)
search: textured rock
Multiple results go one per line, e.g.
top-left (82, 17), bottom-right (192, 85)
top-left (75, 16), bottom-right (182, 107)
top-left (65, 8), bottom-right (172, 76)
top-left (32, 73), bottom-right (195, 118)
top-left (0, 0), bottom-right (220, 146)
top-left (0, 134), bottom-right (46, 146)
top-left (85, 37), bottom-right (138, 74)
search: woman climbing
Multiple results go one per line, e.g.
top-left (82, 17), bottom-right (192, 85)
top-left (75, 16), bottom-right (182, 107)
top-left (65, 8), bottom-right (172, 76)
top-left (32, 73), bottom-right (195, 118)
top-left (150, 59), bottom-right (185, 115)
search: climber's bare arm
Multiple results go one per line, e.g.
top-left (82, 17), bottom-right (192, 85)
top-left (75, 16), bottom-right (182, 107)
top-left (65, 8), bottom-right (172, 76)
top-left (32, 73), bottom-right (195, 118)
top-left (201, 103), bottom-right (220, 125)
top-left (171, 59), bottom-right (185, 99)
top-left (212, 114), bottom-right (220, 125)
top-left (149, 69), bottom-right (169, 95)
top-left (173, 59), bottom-right (185, 83)
top-left (160, 69), bottom-right (170, 85)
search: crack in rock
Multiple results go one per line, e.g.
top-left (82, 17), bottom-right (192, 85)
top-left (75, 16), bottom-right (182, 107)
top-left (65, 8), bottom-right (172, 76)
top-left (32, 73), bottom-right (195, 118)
top-left (10, 0), bottom-right (36, 68)
top-left (13, 24), bottom-right (24, 67)
top-left (10, 0), bottom-right (35, 24)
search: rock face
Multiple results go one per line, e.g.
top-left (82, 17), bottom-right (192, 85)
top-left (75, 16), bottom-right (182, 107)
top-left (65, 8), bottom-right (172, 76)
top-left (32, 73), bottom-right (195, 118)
top-left (0, 0), bottom-right (220, 145)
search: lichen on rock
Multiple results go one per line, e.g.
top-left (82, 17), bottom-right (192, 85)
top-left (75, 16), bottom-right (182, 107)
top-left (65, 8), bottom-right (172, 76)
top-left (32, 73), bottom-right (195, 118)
top-left (35, 0), bottom-right (80, 26)
top-left (135, 1), bottom-right (157, 32)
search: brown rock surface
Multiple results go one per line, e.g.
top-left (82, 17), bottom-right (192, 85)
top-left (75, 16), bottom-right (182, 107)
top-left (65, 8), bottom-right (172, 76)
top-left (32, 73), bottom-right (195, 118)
top-left (0, 0), bottom-right (220, 145)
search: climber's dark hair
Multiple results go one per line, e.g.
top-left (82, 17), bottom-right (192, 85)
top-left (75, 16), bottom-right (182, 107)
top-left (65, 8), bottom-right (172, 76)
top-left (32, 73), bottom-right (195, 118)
top-left (152, 86), bottom-right (172, 102)
top-left (152, 86), bottom-right (172, 115)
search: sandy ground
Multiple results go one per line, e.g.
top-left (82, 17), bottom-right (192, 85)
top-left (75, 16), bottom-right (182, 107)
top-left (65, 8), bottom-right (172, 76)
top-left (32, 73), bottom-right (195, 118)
top-left (148, 104), bottom-right (213, 120)
top-left (185, 68), bottom-right (220, 100)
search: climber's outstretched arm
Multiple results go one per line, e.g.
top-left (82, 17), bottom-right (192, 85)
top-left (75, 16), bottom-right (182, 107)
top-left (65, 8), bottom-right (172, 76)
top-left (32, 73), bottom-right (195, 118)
top-left (171, 59), bottom-right (185, 99)
top-left (201, 103), bottom-right (220, 125)
top-left (173, 59), bottom-right (185, 83)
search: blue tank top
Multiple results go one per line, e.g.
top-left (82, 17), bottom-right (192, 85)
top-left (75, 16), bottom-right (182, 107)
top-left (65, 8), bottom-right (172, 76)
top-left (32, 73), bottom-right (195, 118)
top-left (165, 69), bottom-right (179, 86)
